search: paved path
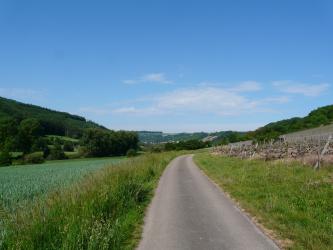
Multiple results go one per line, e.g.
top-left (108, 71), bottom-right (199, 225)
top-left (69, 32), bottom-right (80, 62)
top-left (138, 155), bottom-right (279, 250)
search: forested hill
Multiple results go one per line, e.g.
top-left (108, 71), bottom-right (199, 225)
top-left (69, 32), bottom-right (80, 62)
top-left (250, 105), bottom-right (333, 141)
top-left (0, 97), bottom-right (106, 138)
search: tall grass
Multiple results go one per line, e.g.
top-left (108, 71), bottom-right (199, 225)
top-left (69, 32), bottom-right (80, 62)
top-left (195, 153), bottom-right (333, 250)
top-left (1, 152), bottom-right (179, 250)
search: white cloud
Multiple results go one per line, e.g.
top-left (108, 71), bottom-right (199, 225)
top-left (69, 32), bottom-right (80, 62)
top-left (123, 80), bottom-right (137, 84)
top-left (155, 87), bottom-right (252, 115)
top-left (0, 88), bottom-right (44, 101)
top-left (112, 106), bottom-right (159, 115)
top-left (123, 72), bottom-right (172, 84)
top-left (273, 81), bottom-right (330, 97)
top-left (79, 81), bottom-right (292, 121)
top-left (111, 86), bottom-right (287, 116)
top-left (229, 81), bottom-right (262, 92)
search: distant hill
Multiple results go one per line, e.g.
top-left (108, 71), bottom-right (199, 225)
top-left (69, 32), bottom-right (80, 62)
top-left (138, 130), bottom-right (248, 144)
top-left (139, 105), bottom-right (333, 144)
top-left (250, 105), bottom-right (333, 141)
top-left (0, 97), bottom-right (107, 138)
top-left (138, 131), bottom-right (209, 144)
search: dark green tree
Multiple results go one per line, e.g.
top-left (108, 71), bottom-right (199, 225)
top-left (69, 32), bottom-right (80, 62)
top-left (18, 118), bottom-right (44, 153)
top-left (63, 141), bottom-right (74, 152)
top-left (0, 150), bottom-right (12, 166)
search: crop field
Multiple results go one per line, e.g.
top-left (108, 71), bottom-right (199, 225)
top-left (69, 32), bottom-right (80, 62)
top-left (0, 152), bottom-right (181, 249)
top-left (0, 157), bottom-right (124, 212)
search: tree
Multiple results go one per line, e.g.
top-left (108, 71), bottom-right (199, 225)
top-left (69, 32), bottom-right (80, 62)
top-left (31, 137), bottom-right (48, 152)
top-left (0, 118), bottom-right (19, 151)
top-left (63, 141), bottom-right (74, 152)
top-left (81, 129), bottom-right (112, 157)
top-left (48, 143), bottom-right (67, 160)
top-left (81, 129), bottom-right (139, 157)
top-left (43, 146), bottom-right (50, 158)
top-left (126, 149), bottom-right (137, 157)
top-left (0, 150), bottom-right (12, 166)
top-left (18, 118), bottom-right (44, 153)
top-left (164, 142), bottom-right (177, 151)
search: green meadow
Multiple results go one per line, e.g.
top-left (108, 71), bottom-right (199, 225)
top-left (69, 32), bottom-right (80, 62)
top-left (0, 157), bottom-right (124, 212)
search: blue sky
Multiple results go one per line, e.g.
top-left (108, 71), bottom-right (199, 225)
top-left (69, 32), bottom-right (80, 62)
top-left (0, 0), bottom-right (332, 132)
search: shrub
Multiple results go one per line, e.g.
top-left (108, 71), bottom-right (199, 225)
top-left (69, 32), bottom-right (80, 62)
top-left (150, 147), bottom-right (162, 153)
top-left (63, 141), bottom-right (74, 152)
top-left (48, 144), bottom-right (67, 160)
top-left (31, 138), bottom-right (47, 152)
top-left (0, 150), bottom-right (12, 167)
top-left (43, 146), bottom-right (50, 158)
top-left (24, 152), bottom-right (45, 164)
top-left (126, 148), bottom-right (137, 157)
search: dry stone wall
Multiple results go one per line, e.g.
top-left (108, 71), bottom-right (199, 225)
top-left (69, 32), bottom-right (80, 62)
top-left (213, 136), bottom-right (333, 168)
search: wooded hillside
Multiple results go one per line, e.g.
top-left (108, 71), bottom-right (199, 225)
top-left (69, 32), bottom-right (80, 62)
top-left (250, 105), bottom-right (333, 141)
top-left (0, 97), bottom-right (105, 138)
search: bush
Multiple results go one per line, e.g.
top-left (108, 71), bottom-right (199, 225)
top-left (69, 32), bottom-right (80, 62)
top-left (43, 146), bottom-right (50, 158)
top-left (24, 152), bottom-right (45, 164)
top-left (63, 141), bottom-right (74, 152)
top-left (48, 144), bottom-right (67, 160)
top-left (150, 147), bottom-right (162, 153)
top-left (31, 138), bottom-right (47, 152)
top-left (0, 150), bottom-right (12, 166)
top-left (126, 149), bottom-right (137, 157)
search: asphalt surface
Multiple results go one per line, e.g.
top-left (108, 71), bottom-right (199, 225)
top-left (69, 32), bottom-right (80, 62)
top-left (137, 155), bottom-right (279, 250)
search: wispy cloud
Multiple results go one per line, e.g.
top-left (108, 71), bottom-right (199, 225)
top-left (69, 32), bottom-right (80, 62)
top-left (155, 87), bottom-right (252, 115)
top-left (273, 80), bottom-right (330, 97)
top-left (198, 81), bottom-right (262, 92)
top-left (109, 86), bottom-right (287, 116)
top-left (229, 81), bottom-right (262, 92)
top-left (0, 87), bottom-right (44, 101)
top-left (123, 73), bottom-right (172, 84)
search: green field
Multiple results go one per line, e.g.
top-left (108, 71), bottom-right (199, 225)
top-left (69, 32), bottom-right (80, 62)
top-left (1, 152), bottom-right (180, 250)
top-left (194, 153), bottom-right (333, 250)
top-left (0, 157), bottom-right (124, 212)
top-left (46, 135), bottom-right (80, 143)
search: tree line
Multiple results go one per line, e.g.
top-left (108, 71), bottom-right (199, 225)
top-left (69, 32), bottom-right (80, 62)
top-left (164, 139), bottom-right (210, 151)
top-left (0, 118), bottom-right (139, 166)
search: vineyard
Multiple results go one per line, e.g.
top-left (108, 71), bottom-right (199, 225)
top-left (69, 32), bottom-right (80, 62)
top-left (213, 125), bottom-right (333, 169)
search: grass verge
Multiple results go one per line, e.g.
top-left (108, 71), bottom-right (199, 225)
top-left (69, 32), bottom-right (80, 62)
top-left (194, 153), bottom-right (333, 250)
top-left (1, 152), bottom-right (181, 250)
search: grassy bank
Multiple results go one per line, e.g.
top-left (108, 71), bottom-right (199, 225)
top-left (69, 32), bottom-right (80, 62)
top-left (194, 153), bottom-right (333, 250)
top-left (1, 152), bottom-right (180, 250)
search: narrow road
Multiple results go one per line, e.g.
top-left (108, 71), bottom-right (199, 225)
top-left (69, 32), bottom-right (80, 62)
top-left (138, 155), bottom-right (279, 250)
